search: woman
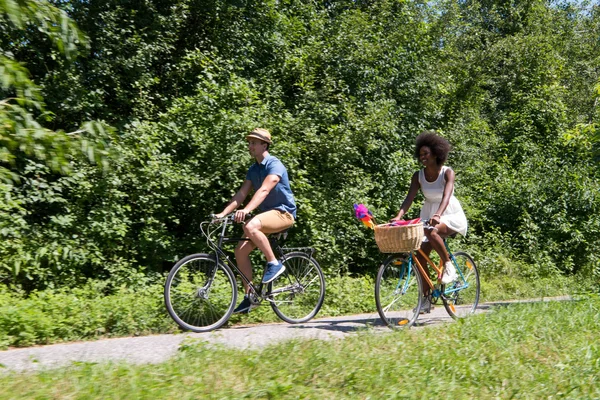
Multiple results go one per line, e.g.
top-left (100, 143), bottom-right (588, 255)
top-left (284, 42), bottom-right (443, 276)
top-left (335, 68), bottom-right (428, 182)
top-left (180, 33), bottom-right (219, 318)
top-left (392, 131), bottom-right (468, 310)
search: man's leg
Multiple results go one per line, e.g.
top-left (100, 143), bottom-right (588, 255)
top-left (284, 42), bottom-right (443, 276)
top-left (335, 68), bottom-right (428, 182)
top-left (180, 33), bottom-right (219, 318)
top-left (234, 239), bottom-right (256, 293)
top-left (242, 217), bottom-right (276, 261)
top-left (232, 239), bottom-right (257, 314)
top-left (244, 210), bottom-right (294, 283)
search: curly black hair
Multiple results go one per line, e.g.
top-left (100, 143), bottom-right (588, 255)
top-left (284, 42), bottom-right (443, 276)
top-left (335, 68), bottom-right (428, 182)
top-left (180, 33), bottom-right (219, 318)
top-left (414, 130), bottom-right (451, 164)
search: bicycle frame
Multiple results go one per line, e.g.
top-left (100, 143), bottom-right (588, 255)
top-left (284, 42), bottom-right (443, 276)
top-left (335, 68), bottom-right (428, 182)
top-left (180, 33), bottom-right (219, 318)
top-left (375, 227), bottom-right (480, 328)
top-left (201, 217), bottom-right (316, 300)
top-left (201, 218), bottom-right (268, 298)
top-left (408, 240), bottom-right (470, 296)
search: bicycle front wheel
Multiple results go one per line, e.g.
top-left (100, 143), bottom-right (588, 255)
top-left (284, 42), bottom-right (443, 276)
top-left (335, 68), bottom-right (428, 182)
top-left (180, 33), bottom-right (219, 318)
top-left (164, 253), bottom-right (237, 332)
top-left (375, 254), bottom-right (422, 329)
top-left (442, 251), bottom-right (480, 319)
top-left (270, 251), bottom-right (325, 324)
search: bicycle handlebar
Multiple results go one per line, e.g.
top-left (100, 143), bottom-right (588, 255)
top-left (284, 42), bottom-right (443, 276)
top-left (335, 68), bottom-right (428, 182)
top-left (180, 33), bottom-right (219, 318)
top-left (209, 212), bottom-right (254, 224)
top-left (422, 219), bottom-right (439, 230)
top-left (209, 213), bottom-right (234, 223)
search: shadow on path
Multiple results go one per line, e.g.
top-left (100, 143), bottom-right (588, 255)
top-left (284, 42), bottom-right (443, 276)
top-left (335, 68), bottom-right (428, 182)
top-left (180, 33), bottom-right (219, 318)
top-left (288, 316), bottom-right (385, 333)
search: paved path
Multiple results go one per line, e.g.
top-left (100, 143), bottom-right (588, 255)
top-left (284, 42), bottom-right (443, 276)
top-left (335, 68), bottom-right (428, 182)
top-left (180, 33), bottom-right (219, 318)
top-left (0, 298), bottom-right (570, 373)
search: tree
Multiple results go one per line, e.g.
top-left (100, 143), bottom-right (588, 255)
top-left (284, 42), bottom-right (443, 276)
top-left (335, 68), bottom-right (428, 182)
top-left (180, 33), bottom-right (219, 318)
top-left (1, 0), bottom-right (107, 183)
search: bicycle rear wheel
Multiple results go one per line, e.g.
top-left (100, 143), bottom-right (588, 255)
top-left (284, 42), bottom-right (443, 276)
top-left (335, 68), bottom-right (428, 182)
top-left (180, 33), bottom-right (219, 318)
top-left (270, 251), bottom-right (325, 323)
top-left (375, 254), bottom-right (422, 329)
top-left (164, 253), bottom-right (237, 332)
top-left (442, 251), bottom-right (480, 319)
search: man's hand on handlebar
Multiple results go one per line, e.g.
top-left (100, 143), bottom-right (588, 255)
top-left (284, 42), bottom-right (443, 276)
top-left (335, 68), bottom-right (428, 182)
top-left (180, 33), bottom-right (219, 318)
top-left (234, 209), bottom-right (250, 223)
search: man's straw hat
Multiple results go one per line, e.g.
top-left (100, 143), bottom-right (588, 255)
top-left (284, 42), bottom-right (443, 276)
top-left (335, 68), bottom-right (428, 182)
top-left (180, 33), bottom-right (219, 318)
top-left (246, 128), bottom-right (272, 144)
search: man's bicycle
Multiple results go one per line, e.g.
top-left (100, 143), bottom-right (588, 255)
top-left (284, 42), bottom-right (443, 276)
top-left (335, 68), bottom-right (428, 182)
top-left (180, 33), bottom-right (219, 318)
top-left (164, 213), bottom-right (326, 332)
top-left (374, 221), bottom-right (480, 329)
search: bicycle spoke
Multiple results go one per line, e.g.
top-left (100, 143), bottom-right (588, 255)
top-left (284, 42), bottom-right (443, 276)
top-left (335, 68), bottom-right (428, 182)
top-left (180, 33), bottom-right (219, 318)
top-left (165, 254), bottom-right (237, 332)
top-left (375, 255), bottom-right (422, 329)
top-left (270, 252), bottom-right (325, 323)
top-left (443, 252), bottom-right (480, 319)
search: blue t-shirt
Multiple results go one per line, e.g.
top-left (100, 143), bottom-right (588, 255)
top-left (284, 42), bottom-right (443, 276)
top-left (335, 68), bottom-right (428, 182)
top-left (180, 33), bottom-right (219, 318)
top-left (246, 155), bottom-right (297, 219)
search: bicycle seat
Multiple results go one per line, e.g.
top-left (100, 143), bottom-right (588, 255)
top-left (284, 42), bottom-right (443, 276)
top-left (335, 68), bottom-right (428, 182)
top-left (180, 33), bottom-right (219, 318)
top-left (271, 229), bottom-right (289, 241)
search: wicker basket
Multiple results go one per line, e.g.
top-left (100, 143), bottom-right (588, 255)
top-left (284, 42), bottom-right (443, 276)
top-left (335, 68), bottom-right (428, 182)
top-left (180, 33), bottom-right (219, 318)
top-left (374, 222), bottom-right (424, 253)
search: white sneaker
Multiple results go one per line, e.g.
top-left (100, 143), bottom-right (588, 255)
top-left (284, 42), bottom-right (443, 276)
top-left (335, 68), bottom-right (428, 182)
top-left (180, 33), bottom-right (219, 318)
top-left (441, 261), bottom-right (458, 284)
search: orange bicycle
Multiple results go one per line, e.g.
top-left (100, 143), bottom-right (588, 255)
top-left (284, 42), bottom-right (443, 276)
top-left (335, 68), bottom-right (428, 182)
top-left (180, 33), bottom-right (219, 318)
top-left (374, 222), bottom-right (480, 329)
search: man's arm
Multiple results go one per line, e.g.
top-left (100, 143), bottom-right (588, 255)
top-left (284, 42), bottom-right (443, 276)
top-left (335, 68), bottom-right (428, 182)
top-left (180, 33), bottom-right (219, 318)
top-left (216, 180), bottom-right (253, 218)
top-left (234, 174), bottom-right (280, 223)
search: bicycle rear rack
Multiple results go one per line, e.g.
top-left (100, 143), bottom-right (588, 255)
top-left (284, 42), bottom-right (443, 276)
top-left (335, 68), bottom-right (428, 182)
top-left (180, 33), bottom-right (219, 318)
top-left (282, 247), bottom-right (316, 258)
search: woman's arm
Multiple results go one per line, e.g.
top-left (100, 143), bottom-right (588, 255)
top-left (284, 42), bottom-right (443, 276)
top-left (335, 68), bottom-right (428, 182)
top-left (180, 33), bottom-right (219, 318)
top-left (391, 171), bottom-right (420, 221)
top-left (431, 168), bottom-right (455, 225)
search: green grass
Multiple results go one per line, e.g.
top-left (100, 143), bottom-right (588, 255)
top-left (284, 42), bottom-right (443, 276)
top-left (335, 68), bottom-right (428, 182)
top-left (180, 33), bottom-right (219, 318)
top-left (480, 274), bottom-right (587, 301)
top-left (1, 295), bottom-right (598, 399)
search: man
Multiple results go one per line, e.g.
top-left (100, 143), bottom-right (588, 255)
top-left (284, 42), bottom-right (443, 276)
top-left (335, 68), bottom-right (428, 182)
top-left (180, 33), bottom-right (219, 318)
top-left (215, 128), bottom-right (297, 314)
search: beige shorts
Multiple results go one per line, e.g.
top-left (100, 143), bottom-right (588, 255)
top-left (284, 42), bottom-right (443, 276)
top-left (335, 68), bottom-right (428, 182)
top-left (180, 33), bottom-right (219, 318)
top-left (254, 210), bottom-right (294, 234)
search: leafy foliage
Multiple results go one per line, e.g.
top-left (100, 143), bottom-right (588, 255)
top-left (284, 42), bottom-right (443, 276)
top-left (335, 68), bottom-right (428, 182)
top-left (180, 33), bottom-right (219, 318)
top-left (0, 0), bottom-right (599, 291)
top-left (1, 0), bottom-right (107, 180)
top-left (0, 281), bottom-right (172, 348)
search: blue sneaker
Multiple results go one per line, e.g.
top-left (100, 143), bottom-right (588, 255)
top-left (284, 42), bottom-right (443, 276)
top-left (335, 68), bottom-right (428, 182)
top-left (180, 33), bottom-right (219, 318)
top-left (233, 295), bottom-right (252, 314)
top-left (262, 261), bottom-right (286, 283)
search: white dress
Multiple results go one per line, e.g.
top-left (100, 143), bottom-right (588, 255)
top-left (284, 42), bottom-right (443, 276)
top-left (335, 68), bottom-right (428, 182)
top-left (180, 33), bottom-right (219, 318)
top-left (419, 166), bottom-right (468, 236)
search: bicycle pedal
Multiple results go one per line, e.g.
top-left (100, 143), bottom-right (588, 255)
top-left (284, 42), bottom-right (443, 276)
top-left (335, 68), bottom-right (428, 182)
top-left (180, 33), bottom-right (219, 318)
top-left (248, 294), bottom-right (261, 306)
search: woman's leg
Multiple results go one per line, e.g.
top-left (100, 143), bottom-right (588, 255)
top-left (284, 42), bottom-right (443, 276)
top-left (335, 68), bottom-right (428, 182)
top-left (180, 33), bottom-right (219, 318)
top-left (425, 223), bottom-right (458, 283)
top-left (424, 223), bottom-right (452, 264)
top-left (416, 241), bottom-right (433, 296)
